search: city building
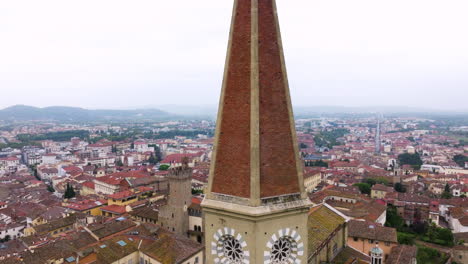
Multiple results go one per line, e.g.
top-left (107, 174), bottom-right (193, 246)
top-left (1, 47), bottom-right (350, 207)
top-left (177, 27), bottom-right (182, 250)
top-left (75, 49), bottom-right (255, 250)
top-left (347, 220), bottom-right (398, 261)
top-left (371, 184), bottom-right (394, 199)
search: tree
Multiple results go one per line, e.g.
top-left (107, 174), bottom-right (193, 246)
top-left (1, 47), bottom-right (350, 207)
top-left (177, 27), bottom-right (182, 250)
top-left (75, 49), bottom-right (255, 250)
top-left (353, 183), bottom-right (371, 195)
top-left (365, 178), bottom-right (377, 186)
top-left (148, 154), bottom-right (157, 165)
top-left (397, 232), bottom-right (415, 245)
top-left (306, 160), bottom-right (328, 168)
top-left (412, 222), bottom-right (427, 235)
top-left (453, 154), bottom-right (468, 167)
top-left (313, 129), bottom-right (349, 148)
top-left (436, 227), bottom-right (454, 246)
top-left (17, 130), bottom-right (90, 142)
top-left (441, 184), bottom-right (452, 199)
top-left (422, 223), bottom-right (454, 247)
top-left (116, 160), bottom-right (124, 167)
top-left (148, 145), bottom-right (163, 163)
top-left (192, 189), bottom-right (203, 195)
top-left (47, 184), bottom-right (55, 193)
top-left (417, 246), bottom-right (442, 264)
top-left (34, 168), bottom-right (39, 180)
top-left (30, 165), bottom-right (40, 180)
top-left (364, 177), bottom-right (389, 186)
top-left (154, 146), bottom-right (162, 163)
top-left (64, 183), bottom-right (76, 199)
top-left (398, 153), bottom-right (423, 170)
top-left (0, 235), bottom-right (11, 243)
top-left (159, 164), bottom-right (170, 171)
top-left (300, 143), bottom-right (308, 149)
top-left (385, 205), bottom-right (405, 230)
top-left (394, 182), bottom-right (406, 193)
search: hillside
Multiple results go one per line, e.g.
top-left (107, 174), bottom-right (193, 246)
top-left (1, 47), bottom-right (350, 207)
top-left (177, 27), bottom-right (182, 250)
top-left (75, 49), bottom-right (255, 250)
top-left (0, 105), bottom-right (174, 122)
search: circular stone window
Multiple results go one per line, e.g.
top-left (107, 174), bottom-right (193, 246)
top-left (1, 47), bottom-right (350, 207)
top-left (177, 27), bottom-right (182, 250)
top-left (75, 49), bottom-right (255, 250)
top-left (212, 228), bottom-right (249, 264)
top-left (264, 228), bottom-right (304, 264)
top-left (270, 236), bottom-right (295, 263)
top-left (220, 235), bottom-right (244, 263)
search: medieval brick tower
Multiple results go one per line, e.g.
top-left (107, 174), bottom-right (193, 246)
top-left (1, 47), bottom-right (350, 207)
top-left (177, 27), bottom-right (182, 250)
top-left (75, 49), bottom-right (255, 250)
top-left (201, 0), bottom-right (312, 263)
top-left (159, 162), bottom-right (192, 237)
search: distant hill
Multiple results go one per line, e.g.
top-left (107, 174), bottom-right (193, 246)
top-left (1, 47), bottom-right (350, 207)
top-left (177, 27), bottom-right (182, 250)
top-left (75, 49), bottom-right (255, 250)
top-left (1, 105), bottom-right (466, 122)
top-left (0, 105), bottom-right (175, 122)
top-left (155, 105), bottom-right (468, 118)
top-left (156, 105), bottom-right (217, 118)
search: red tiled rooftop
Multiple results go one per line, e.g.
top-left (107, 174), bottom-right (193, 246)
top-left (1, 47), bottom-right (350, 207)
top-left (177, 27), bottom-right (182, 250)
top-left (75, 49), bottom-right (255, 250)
top-left (95, 175), bottom-right (123, 185)
top-left (111, 171), bottom-right (149, 179)
top-left (88, 143), bottom-right (113, 148)
top-left (100, 205), bottom-right (126, 214)
top-left (136, 186), bottom-right (152, 192)
top-left (95, 171), bottom-right (149, 185)
top-left (161, 153), bottom-right (203, 164)
top-left (82, 181), bottom-right (95, 189)
top-left (0, 157), bottom-right (19, 161)
top-left (191, 197), bottom-right (202, 205)
top-left (65, 199), bottom-right (106, 211)
top-left (63, 166), bottom-right (82, 173)
top-left (29, 180), bottom-right (43, 184)
top-left (108, 190), bottom-right (136, 200)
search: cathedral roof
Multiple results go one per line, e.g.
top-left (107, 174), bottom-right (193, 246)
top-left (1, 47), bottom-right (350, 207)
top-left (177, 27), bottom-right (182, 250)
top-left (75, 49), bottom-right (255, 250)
top-left (140, 230), bottom-right (203, 263)
top-left (308, 204), bottom-right (346, 256)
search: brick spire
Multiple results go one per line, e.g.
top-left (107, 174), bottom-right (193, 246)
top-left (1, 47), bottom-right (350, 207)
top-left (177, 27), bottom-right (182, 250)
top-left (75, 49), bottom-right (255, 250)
top-left (207, 0), bottom-right (306, 206)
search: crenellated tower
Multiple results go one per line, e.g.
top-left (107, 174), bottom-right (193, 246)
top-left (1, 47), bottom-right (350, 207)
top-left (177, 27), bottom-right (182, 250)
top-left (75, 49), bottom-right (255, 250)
top-left (159, 160), bottom-right (192, 237)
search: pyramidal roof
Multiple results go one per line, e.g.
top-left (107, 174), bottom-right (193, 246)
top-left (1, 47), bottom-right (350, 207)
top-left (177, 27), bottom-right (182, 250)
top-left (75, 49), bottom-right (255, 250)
top-left (207, 0), bottom-right (306, 206)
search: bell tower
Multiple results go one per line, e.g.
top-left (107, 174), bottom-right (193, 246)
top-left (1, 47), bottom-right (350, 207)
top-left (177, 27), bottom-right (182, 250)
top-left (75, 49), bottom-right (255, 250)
top-left (201, 0), bottom-right (312, 263)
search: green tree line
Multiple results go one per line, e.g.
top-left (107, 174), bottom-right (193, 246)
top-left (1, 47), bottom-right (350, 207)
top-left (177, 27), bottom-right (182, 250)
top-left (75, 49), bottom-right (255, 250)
top-left (398, 153), bottom-right (423, 170)
top-left (17, 130), bottom-right (90, 142)
top-left (313, 129), bottom-right (349, 148)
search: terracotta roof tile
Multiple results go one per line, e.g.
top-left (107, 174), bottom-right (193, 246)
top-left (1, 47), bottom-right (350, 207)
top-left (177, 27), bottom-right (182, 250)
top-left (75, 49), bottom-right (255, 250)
top-left (100, 205), bottom-right (126, 215)
top-left (308, 205), bottom-right (345, 256)
top-left (140, 230), bottom-right (203, 263)
top-left (348, 220), bottom-right (397, 243)
top-left (386, 245), bottom-right (417, 264)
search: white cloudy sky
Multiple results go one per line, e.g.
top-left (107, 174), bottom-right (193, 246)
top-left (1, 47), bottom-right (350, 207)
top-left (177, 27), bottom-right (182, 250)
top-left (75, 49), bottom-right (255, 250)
top-left (1, 0), bottom-right (467, 111)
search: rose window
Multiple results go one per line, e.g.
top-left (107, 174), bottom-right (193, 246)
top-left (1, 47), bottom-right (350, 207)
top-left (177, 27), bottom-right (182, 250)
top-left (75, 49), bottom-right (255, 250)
top-left (265, 228), bottom-right (304, 264)
top-left (270, 236), bottom-right (296, 263)
top-left (220, 235), bottom-right (244, 263)
top-left (212, 228), bottom-right (249, 264)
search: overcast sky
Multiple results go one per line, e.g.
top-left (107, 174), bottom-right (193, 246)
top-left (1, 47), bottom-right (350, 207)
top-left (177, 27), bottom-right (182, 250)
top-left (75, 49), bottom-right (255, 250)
top-left (1, 0), bottom-right (467, 111)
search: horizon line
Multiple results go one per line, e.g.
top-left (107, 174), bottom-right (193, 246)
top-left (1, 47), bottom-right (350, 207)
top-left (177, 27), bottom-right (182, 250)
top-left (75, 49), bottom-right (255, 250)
top-left (1, 104), bottom-right (468, 114)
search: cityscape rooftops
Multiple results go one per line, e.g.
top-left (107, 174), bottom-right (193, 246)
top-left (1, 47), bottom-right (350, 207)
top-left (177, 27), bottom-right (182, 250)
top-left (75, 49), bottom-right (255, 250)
top-left (348, 220), bottom-right (397, 243)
